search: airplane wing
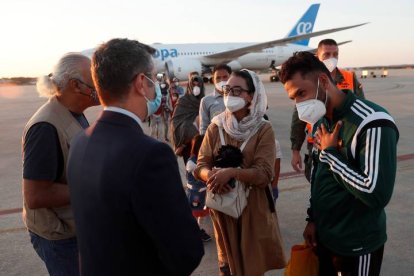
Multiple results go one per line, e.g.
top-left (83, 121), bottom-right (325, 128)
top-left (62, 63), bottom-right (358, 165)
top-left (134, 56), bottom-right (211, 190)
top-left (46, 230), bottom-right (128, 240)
top-left (306, 40), bottom-right (353, 54)
top-left (205, 23), bottom-right (368, 60)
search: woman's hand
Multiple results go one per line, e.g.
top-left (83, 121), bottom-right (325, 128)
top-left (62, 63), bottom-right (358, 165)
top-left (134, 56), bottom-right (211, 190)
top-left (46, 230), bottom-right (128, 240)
top-left (207, 168), bottom-right (235, 194)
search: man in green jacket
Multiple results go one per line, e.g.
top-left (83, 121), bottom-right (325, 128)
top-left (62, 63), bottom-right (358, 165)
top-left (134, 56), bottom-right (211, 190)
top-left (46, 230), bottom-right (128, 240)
top-left (290, 39), bottom-right (365, 181)
top-left (280, 51), bottom-right (398, 275)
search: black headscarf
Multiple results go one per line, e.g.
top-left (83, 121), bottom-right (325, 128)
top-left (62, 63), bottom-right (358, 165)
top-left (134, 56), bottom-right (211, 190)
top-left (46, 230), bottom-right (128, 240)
top-left (186, 75), bottom-right (205, 97)
top-left (171, 76), bottom-right (205, 149)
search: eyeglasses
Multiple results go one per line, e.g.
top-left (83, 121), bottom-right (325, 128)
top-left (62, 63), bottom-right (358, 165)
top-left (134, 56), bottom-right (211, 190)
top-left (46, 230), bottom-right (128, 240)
top-left (72, 78), bottom-right (96, 94)
top-left (144, 74), bottom-right (159, 87)
top-left (145, 72), bottom-right (158, 80)
top-left (222, 85), bottom-right (250, 96)
top-left (129, 72), bottom-right (157, 83)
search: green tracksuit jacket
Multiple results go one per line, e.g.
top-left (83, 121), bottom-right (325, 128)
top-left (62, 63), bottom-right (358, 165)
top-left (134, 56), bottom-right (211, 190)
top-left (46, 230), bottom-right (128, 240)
top-left (309, 91), bottom-right (399, 256)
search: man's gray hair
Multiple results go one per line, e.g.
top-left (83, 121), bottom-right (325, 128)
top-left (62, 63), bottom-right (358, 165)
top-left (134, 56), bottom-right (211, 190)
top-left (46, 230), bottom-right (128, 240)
top-left (92, 38), bottom-right (156, 103)
top-left (36, 53), bottom-right (89, 98)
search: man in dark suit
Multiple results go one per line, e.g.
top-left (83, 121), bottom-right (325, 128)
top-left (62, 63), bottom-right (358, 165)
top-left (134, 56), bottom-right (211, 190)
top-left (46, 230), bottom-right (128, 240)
top-left (67, 38), bottom-right (204, 276)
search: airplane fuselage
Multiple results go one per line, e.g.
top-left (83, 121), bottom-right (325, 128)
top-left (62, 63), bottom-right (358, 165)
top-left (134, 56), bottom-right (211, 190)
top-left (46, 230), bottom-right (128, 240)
top-left (81, 4), bottom-right (364, 82)
top-left (152, 43), bottom-right (311, 80)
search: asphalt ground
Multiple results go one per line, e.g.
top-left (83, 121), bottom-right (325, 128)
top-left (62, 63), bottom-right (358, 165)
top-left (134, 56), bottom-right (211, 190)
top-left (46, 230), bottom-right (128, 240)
top-left (1, 69), bottom-right (413, 275)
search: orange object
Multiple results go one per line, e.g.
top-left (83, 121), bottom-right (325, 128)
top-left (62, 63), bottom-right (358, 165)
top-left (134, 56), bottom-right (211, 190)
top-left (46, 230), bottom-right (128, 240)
top-left (336, 69), bottom-right (354, 91)
top-left (306, 124), bottom-right (314, 143)
top-left (192, 209), bottom-right (209, 218)
top-left (284, 243), bottom-right (319, 276)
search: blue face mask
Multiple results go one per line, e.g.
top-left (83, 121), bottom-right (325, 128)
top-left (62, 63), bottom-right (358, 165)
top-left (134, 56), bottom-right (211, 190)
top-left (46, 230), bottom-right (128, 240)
top-left (144, 75), bottom-right (162, 117)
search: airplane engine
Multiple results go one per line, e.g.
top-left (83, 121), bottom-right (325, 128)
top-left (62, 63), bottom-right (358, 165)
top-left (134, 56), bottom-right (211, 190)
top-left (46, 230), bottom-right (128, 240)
top-left (164, 59), bottom-right (202, 81)
top-left (226, 60), bottom-right (242, 71)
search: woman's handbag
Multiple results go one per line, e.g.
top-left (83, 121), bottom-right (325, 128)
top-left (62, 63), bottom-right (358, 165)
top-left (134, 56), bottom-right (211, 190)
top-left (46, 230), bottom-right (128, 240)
top-left (205, 127), bottom-right (253, 218)
top-left (284, 243), bottom-right (319, 276)
top-left (205, 177), bottom-right (249, 218)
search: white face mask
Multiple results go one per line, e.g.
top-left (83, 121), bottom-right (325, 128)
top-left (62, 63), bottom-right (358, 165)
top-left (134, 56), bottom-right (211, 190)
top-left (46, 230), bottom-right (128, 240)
top-left (174, 81), bottom-right (179, 86)
top-left (224, 95), bottom-right (246, 113)
top-left (322, 57), bottom-right (338, 73)
top-left (160, 83), bottom-right (166, 89)
top-left (215, 81), bottom-right (227, 92)
top-left (295, 79), bottom-right (327, 125)
top-left (193, 86), bottom-right (201, 96)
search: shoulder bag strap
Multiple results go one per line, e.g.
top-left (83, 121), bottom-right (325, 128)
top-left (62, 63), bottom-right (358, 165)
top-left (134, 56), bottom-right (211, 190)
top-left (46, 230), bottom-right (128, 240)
top-left (219, 125), bottom-right (259, 151)
top-left (218, 127), bottom-right (226, 146)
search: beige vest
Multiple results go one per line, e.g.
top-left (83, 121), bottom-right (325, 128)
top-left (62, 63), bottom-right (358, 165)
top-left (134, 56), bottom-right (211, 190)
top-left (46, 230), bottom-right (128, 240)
top-left (22, 96), bottom-right (84, 240)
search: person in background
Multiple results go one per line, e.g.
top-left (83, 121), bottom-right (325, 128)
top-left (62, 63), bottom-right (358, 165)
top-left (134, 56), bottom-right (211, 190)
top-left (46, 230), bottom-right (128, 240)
top-left (272, 139), bottom-right (282, 202)
top-left (67, 38), bottom-right (203, 275)
top-left (183, 71), bottom-right (200, 94)
top-left (290, 39), bottom-right (365, 182)
top-left (149, 76), bottom-right (171, 141)
top-left (280, 51), bottom-right (398, 276)
top-left (188, 71), bottom-right (200, 79)
top-left (169, 77), bottom-right (185, 98)
top-left (170, 91), bottom-right (179, 114)
top-left (160, 78), bottom-right (169, 94)
top-left (263, 109), bottom-right (282, 202)
top-left (160, 80), bottom-right (173, 142)
top-left (149, 105), bottom-right (163, 140)
top-left (22, 52), bottom-right (98, 276)
top-left (199, 64), bottom-right (231, 135)
top-left (171, 75), bottom-right (205, 165)
top-left (195, 69), bottom-right (286, 275)
top-left (186, 134), bottom-right (212, 242)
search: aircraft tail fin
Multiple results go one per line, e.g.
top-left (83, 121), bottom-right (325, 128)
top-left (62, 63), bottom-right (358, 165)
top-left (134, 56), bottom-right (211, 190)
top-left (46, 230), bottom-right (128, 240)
top-left (286, 4), bottom-right (320, 46)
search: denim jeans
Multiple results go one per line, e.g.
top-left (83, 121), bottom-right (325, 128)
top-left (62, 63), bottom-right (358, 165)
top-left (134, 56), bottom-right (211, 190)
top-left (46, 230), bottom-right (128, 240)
top-left (29, 231), bottom-right (79, 276)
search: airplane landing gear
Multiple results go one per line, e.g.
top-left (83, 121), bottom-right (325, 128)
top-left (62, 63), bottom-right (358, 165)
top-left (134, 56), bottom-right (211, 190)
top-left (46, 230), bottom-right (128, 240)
top-left (269, 60), bottom-right (280, 82)
top-left (270, 74), bottom-right (279, 82)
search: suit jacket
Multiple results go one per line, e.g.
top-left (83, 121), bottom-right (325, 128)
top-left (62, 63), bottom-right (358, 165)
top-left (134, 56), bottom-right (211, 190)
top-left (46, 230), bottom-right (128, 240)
top-left (67, 110), bottom-right (204, 276)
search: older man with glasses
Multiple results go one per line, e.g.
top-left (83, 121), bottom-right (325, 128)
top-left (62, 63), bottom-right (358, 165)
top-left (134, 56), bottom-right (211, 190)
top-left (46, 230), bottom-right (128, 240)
top-left (21, 52), bottom-right (98, 276)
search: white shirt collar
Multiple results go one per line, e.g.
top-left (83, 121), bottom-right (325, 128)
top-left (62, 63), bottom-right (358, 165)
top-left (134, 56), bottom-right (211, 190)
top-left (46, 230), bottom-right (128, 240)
top-left (104, 106), bottom-right (144, 129)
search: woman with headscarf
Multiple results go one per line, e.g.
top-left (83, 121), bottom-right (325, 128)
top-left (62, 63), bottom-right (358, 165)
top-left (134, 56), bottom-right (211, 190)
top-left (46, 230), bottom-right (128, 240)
top-left (171, 75), bottom-right (205, 164)
top-left (194, 69), bottom-right (286, 275)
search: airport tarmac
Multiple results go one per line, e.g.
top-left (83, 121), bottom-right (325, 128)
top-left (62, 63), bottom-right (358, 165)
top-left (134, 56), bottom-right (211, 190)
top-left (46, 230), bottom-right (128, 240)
top-left (0, 69), bottom-right (413, 275)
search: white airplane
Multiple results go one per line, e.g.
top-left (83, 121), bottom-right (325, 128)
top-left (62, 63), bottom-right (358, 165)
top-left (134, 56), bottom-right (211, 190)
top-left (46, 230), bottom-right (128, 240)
top-left (84, 4), bottom-right (366, 82)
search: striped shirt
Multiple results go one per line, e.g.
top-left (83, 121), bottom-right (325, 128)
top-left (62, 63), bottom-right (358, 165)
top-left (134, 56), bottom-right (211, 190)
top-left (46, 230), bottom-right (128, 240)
top-left (198, 90), bottom-right (225, 135)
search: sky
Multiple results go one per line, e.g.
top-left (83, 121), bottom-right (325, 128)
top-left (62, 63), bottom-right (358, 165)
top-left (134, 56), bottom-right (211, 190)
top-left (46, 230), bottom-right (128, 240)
top-left (1, 0), bottom-right (414, 77)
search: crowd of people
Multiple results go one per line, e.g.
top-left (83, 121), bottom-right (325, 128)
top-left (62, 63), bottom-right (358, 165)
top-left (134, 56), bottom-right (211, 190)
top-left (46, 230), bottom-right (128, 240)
top-left (21, 38), bottom-right (398, 276)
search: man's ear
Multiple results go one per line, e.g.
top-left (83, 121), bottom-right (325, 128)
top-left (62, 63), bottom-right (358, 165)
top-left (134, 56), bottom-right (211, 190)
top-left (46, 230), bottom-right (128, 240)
top-left (132, 73), bottom-right (146, 97)
top-left (319, 73), bottom-right (332, 91)
top-left (69, 79), bottom-right (81, 92)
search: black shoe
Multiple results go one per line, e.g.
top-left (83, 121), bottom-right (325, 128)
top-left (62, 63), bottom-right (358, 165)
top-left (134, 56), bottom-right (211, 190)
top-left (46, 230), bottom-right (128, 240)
top-left (200, 228), bottom-right (212, 242)
top-left (219, 263), bottom-right (231, 276)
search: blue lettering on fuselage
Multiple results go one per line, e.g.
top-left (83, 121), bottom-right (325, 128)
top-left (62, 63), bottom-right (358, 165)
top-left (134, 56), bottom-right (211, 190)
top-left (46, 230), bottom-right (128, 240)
top-left (153, 48), bottom-right (178, 61)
